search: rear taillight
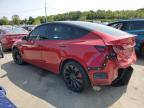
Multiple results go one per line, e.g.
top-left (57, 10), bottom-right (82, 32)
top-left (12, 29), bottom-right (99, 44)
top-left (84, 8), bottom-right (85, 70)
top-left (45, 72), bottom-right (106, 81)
top-left (94, 45), bottom-right (107, 52)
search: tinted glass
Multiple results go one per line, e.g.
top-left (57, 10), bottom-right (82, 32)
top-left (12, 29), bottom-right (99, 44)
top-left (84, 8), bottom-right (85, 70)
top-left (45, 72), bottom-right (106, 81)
top-left (29, 25), bottom-right (48, 40)
top-left (109, 22), bottom-right (130, 31)
top-left (67, 21), bottom-right (129, 36)
top-left (130, 21), bottom-right (144, 30)
top-left (49, 24), bottom-right (89, 40)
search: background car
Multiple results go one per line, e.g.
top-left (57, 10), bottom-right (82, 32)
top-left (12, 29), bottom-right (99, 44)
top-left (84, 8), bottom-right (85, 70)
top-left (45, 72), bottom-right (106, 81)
top-left (22, 25), bottom-right (37, 32)
top-left (0, 26), bottom-right (28, 51)
top-left (12, 21), bottom-right (136, 92)
top-left (108, 19), bottom-right (144, 57)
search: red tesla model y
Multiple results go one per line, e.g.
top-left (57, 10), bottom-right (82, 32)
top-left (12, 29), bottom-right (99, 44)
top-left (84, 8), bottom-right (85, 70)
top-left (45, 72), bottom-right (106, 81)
top-left (12, 21), bottom-right (136, 92)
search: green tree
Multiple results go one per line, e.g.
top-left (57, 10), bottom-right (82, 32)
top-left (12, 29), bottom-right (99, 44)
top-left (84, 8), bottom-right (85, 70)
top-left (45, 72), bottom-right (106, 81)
top-left (27, 16), bottom-right (34, 24)
top-left (33, 18), bottom-right (41, 24)
top-left (20, 18), bottom-right (28, 24)
top-left (0, 16), bottom-right (9, 25)
top-left (78, 15), bottom-right (87, 21)
top-left (3, 8), bottom-right (144, 25)
top-left (12, 15), bottom-right (21, 25)
top-left (36, 16), bottom-right (46, 23)
top-left (47, 16), bottom-right (54, 22)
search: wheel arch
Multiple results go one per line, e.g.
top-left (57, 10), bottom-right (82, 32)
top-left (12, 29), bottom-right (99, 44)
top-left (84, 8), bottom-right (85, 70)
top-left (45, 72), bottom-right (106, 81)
top-left (59, 57), bottom-right (91, 89)
top-left (59, 57), bottom-right (88, 75)
top-left (12, 46), bottom-right (18, 50)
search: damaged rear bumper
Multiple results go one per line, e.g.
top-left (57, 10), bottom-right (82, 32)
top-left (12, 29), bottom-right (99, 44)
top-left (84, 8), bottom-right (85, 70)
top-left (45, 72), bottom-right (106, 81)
top-left (87, 57), bottom-right (134, 86)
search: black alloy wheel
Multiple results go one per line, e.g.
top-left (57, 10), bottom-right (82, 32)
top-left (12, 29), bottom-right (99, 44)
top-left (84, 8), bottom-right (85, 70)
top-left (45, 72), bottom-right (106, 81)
top-left (62, 61), bottom-right (89, 92)
top-left (12, 48), bottom-right (24, 65)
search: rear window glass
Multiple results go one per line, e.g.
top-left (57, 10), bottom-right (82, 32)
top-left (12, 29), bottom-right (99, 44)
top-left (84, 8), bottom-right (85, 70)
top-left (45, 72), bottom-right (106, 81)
top-left (96, 24), bottom-right (129, 36)
top-left (5, 27), bottom-right (28, 34)
top-left (82, 22), bottom-right (129, 36)
top-left (70, 21), bottom-right (129, 37)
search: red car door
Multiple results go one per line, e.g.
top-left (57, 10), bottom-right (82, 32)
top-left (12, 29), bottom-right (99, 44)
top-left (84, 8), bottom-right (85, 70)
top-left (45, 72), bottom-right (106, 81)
top-left (22, 39), bottom-right (42, 66)
top-left (39, 40), bottom-right (63, 73)
top-left (39, 24), bottom-right (88, 73)
top-left (22, 25), bottom-right (48, 66)
top-left (39, 24), bottom-right (72, 73)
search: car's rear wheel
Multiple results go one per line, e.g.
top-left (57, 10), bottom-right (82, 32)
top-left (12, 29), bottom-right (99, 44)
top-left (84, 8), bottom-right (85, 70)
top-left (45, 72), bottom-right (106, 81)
top-left (0, 43), bottom-right (4, 58)
top-left (62, 61), bottom-right (89, 92)
top-left (12, 48), bottom-right (25, 65)
top-left (111, 66), bottom-right (133, 87)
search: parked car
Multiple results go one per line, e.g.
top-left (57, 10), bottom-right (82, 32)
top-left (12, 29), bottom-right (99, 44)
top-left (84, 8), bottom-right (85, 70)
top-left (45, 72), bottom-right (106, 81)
top-left (0, 42), bottom-right (4, 58)
top-left (22, 25), bottom-right (37, 32)
top-left (0, 27), bottom-right (28, 51)
top-left (12, 21), bottom-right (136, 92)
top-left (0, 86), bottom-right (16, 108)
top-left (108, 19), bottom-right (144, 57)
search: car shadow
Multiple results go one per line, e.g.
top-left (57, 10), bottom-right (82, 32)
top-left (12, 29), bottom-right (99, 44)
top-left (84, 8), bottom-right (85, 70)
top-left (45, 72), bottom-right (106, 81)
top-left (1, 61), bottom-right (127, 108)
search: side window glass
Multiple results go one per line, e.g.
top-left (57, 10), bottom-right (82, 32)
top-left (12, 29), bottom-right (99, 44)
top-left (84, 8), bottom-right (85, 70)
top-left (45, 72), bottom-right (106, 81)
top-left (109, 23), bottom-right (120, 29)
top-left (49, 25), bottom-right (71, 40)
top-left (28, 25), bottom-right (48, 40)
top-left (49, 25), bottom-right (89, 40)
top-left (111, 23), bottom-right (123, 30)
top-left (130, 21), bottom-right (144, 30)
top-left (109, 22), bottom-right (129, 31)
top-left (71, 28), bottom-right (89, 39)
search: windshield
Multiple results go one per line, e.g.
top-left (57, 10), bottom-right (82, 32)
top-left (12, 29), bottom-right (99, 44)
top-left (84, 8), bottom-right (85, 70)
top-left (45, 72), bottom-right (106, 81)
top-left (5, 27), bottom-right (28, 34)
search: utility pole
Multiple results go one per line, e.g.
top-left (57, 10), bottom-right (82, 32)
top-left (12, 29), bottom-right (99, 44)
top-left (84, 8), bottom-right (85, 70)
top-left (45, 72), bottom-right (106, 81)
top-left (45, 3), bottom-right (47, 23)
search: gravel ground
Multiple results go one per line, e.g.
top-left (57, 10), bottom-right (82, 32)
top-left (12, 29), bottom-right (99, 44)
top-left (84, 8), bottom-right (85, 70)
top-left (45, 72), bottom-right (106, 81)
top-left (0, 53), bottom-right (144, 108)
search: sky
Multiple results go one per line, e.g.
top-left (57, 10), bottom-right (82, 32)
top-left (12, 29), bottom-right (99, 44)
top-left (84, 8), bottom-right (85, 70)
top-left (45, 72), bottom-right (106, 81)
top-left (0, 0), bottom-right (144, 20)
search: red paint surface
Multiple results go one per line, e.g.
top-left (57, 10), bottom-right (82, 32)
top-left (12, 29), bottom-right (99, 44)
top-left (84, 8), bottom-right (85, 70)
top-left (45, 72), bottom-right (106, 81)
top-left (1, 34), bottom-right (28, 49)
top-left (13, 31), bottom-right (136, 86)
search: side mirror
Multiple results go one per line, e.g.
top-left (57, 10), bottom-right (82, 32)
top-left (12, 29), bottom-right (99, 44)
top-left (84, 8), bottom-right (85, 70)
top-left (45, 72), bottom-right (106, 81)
top-left (22, 36), bottom-right (28, 41)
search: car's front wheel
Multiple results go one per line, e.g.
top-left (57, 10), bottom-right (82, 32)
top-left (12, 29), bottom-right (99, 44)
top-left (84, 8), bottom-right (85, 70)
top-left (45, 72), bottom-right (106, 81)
top-left (62, 61), bottom-right (90, 92)
top-left (12, 48), bottom-right (25, 65)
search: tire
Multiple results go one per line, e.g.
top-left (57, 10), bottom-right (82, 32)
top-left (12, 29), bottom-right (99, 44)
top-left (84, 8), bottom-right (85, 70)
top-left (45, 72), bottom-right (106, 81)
top-left (12, 48), bottom-right (25, 65)
top-left (111, 66), bottom-right (133, 87)
top-left (62, 61), bottom-right (90, 92)
top-left (0, 43), bottom-right (4, 58)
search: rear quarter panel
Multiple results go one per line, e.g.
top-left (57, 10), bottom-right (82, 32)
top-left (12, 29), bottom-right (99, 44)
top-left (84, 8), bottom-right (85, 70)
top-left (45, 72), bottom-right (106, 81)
top-left (61, 39), bottom-right (108, 72)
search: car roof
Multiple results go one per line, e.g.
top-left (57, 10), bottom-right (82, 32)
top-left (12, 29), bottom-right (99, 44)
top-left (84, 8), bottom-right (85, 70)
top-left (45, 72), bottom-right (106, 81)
top-left (46, 21), bottom-right (115, 32)
top-left (43, 21), bottom-right (130, 37)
